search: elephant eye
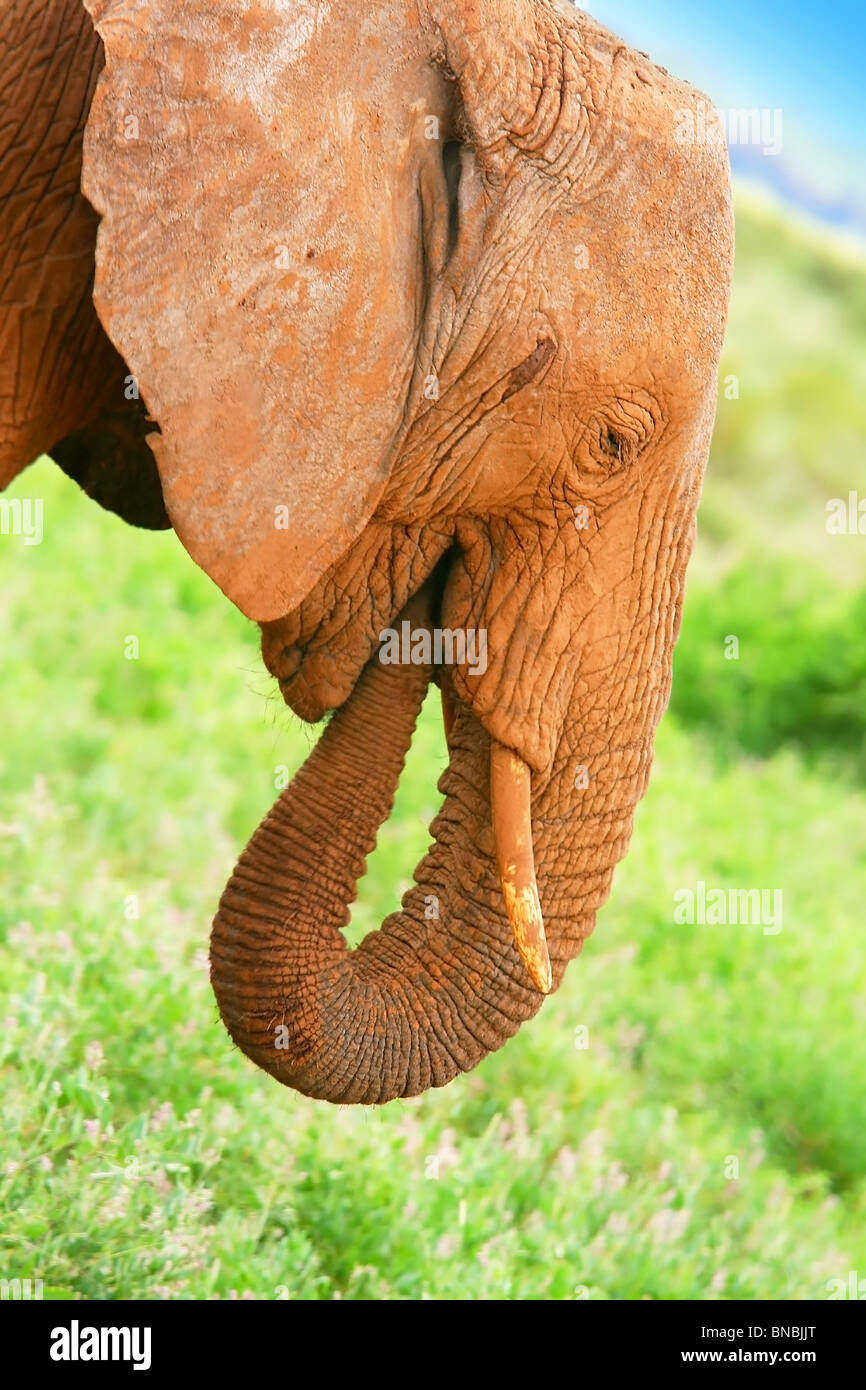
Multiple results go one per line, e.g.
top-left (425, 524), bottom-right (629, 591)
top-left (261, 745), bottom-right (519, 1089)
top-left (570, 396), bottom-right (658, 483)
top-left (604, 428), bottom-right (624, 461)
top-left (586, 421), bottom-right (634, 474)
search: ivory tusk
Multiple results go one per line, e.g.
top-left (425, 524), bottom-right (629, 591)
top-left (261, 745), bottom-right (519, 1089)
top-left (489, 742), bottom-right (552, 994)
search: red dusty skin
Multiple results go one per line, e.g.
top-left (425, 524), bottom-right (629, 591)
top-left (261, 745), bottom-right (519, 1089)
top-left (210, 588), bottom-right (559, 1103)
top-left (210, 578), bottom-right (657, 1105)
top-left (81, 0), bottom-right (734, 1104)
top-left (0, 0), bottom-right (167, 525)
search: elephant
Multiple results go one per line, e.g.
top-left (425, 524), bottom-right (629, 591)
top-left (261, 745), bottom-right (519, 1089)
top-left (7, 0), bottom-right (734, 1104)
top-left (0, 0), bottom-right (167, 526)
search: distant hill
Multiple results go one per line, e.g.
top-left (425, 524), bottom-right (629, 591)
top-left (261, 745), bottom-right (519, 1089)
top-left (730, 148), bottom-right (866, 241)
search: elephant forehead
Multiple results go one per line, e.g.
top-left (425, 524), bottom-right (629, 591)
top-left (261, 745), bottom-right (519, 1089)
top-left (536, 186), bottom-right (732, 405)
top-left (612, 64), bottom-right (734, 353)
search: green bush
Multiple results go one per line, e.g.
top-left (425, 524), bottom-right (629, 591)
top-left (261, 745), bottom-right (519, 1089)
top-left (672, 561), bottom-right (866, 770)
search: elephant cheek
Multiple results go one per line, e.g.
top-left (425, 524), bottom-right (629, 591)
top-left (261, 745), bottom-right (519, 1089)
top-left (439, 526), bottom-right (576, 775)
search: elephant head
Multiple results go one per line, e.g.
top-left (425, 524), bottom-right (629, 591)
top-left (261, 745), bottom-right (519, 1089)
top-left (82, 0), bottom-right (733, 1102)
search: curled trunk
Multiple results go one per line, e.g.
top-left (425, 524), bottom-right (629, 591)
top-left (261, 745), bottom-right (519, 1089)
top-left (211, 593), bottom-right (648, 1104)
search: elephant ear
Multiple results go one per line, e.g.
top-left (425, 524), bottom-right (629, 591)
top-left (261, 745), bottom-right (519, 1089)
top-left (82, 0), bottom-right (428, 622)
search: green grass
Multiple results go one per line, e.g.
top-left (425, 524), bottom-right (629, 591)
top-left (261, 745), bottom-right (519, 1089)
top-left (1, 193), bottom-right (865, 1299)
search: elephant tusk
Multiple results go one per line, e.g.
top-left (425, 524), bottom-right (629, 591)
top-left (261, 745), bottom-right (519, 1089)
top-left (490, 743), bottom-right (552, 995)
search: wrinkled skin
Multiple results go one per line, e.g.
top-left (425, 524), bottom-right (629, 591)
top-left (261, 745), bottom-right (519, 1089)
top-left (80, 0), bottom-right (733, 1104)
top-left (0, 0), bottom-right (166, 525)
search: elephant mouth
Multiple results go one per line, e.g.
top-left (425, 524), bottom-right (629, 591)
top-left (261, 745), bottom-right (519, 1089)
top-left (268, 563), bottom-right (552, 996)
top-left (266, 538), bottom-right (457, 724)
top-left (271, 563), bottom-right (452, 717)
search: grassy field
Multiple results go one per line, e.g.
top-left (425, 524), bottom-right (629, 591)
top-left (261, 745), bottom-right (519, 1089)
top-left (1, 191), bottom-right (864, 1300)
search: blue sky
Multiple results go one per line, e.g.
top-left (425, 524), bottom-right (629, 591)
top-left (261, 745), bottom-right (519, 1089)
top-left (586, 1), bottom-right (866, 234)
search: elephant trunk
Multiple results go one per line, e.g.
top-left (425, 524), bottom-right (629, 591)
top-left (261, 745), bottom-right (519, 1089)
top-left (210, 586), bottom-right (652, 1104)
